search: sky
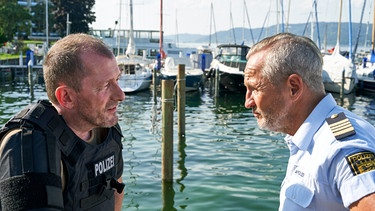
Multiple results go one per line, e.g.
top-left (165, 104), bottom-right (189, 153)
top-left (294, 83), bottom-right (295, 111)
top-left (91, 0), bottom-right (372, 36)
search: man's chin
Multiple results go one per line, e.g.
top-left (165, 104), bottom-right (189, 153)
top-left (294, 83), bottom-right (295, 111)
top-left (103, 117), bottom-right (119, 128)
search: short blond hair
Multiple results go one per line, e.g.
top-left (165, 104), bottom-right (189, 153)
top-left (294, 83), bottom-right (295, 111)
top-left (43, 33), bottom-right (114, 104)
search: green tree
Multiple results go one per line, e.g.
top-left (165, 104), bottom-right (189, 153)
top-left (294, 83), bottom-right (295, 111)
top-left (31, 1), bottom-right (56, 35)
top-left (0, 0), bottom-right (31, 41)
top-left (51, 0), bottom-right (96, 36)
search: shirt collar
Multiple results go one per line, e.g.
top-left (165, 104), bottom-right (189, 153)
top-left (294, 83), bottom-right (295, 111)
top-left (284, 93), bottom-right (337, 151)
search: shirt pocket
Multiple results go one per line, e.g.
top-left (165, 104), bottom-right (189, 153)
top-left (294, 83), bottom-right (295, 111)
top-left (285, 183), bottom-right (314, 208)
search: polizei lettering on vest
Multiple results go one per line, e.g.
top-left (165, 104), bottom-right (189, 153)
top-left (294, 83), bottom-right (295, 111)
top-left (95, 155), bottom-right (115, 176)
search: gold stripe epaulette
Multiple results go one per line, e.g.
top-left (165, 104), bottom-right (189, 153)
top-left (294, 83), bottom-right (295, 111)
top-left (326, 112), bottom-right (356, 140)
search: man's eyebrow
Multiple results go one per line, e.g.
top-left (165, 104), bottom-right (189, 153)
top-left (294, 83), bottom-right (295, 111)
top-left (244, 67), bottom-right (256, 76)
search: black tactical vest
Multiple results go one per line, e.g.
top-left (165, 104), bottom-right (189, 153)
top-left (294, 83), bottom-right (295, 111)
top-left (0, 100), bottom-right (124, 211)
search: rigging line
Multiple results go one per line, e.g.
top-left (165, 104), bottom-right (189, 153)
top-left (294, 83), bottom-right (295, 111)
top-left (230, 0), bottom-right (236, 44)
top-left (353, 0), bottom-right (367, 56)
top-left (257, 10), bottom-right (270, 43)
top-left (313, 0), bottom-right (321, 49)
top-left (244, 0), bottom-right (255, 44)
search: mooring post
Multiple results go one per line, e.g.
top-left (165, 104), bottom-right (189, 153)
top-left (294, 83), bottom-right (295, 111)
top-left (162, 79), bottom-right (174, 182)
top-left (28, 60), bottom-right (34, 98)
top-left (154, 53), bottom-right (162, 105)
top-left (214, 68), bottom-right (220, 97)
top-left (340, 68), bottom-right (345, 104)
top-left (162, 180), bottom-right (175, 210)
top-left (177, 64), bottom-right (186, 139)
top-left (153, 68), bottom-right (158, 105)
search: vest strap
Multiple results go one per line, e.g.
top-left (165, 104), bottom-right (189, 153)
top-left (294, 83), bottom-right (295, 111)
top-left (21, 127), bottom-right (34, 173)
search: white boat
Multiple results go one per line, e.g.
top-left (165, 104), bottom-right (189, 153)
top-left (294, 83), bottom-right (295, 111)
top-left (207, 44), bottom-right (250, 92)
top-left (322, 44), bottom-right (357, 94)
top-left (322, 0), bottom-right (357, 94)
top-left (355, 0), bottom-right (375, 93)
top-left (91, 29), bottom-right (197, 59)
top-left (115, 0), bottom-right (153, 93)
top-left (356, 59), bottom-right (375, 92)
top-left (117, 55), bottom-right (153, 93)
top-left (160, 56), bottom-right (204, 92)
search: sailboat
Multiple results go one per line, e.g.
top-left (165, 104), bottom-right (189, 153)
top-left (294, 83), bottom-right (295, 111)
top-left (356, 0), bottom-right (375, 93)
top-left (116, 0), bottom-right (153, 93)
top-left (322, 0), bottom-right (357, 94)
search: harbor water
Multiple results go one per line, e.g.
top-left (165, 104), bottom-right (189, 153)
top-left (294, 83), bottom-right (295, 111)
top-left (0, 79), bottom-right (374, 210)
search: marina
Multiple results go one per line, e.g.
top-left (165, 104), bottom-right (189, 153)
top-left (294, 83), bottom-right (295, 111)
top-left (2, 0), bottom-right (375, 210)
top-left (0, 76), bottom-right (374, 210)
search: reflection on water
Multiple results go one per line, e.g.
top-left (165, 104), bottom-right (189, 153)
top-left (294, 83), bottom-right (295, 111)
top-left (1, 80), bottom-right (375, 210)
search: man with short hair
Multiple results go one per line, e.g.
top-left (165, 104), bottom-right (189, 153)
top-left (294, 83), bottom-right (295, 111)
top-left (244, 32), bottom-right (375, 210)
top-left (0, 33), bottom-right (125, 210)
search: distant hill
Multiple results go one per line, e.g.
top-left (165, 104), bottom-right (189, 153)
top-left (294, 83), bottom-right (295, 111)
top-left (165, 22), bottom-right (373, 52)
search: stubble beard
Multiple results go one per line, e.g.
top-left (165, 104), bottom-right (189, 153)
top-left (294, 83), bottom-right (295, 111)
top-left (77, 102), bottom-right (119, 129)
top-left (257, 98), bottom-right (289, 133)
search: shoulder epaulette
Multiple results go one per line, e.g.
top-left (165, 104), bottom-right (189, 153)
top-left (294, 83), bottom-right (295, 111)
top-left (326, 112), bottom-right (356, 140)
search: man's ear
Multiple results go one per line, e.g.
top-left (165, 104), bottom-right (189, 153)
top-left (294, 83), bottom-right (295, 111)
top-left (55, 85), bottom-right (75, 109)
top-left (287, 74), bottom-right (303, 99)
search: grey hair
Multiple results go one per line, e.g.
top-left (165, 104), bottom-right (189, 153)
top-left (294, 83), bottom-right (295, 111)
top-left (246, 33), bottom-right (325, 93)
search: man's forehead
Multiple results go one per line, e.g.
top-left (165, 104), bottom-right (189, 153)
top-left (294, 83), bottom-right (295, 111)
top-left (245, 51), bottom-right (265, 76)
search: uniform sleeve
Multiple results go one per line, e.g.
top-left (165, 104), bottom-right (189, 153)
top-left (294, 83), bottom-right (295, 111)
top-left (0, 128), bottom-right (64, 210)
top-left (335, 149), bottom-right (375, 208)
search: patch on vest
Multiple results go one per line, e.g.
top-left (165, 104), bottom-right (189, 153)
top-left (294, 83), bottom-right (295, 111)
top-left (93, 154), bottom-right (115, 177)
top-left (346, 151), bottom-right (375, 176)
top-left (326, 112), bottom-right (356, 140)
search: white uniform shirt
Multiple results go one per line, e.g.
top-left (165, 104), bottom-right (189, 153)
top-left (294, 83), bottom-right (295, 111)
top-left (279, 94), bottom-right (375, 210)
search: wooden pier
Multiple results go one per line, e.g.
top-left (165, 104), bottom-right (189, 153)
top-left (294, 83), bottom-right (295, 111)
top-left (0, 65), bottom-right (44, 84)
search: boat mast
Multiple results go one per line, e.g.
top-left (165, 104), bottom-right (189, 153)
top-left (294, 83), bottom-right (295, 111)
top-left (353, 0), bottom-right (366, 56)
top-left (243, 0), bottom-right (255, 44)
top-left (313, 0), bottom-right (321, 49)
top-left (372, 0), bottom-right (375, 52)
top-left (117, 0), bottom-right (122, 56)
top-left (370, 0), bottom-right (375, 62)
top-left (280, 0), bottom-right (285, 32)
top-left (125, 0), bottom-right (136, 56)
top-left (285, 0), bottom-right (291, 32)
top-left (45, 0), bottom-right (49, 58)
top-left (348, 0), bottom-right (353, 60)
top-left (229, 1), bottom-right (236, 44)
top-left (337, 0), bottom-right (343, 46)
top-left (159, 0), bottom-right (165, 58)
top-left (209, 2), bottom-right (218, 47)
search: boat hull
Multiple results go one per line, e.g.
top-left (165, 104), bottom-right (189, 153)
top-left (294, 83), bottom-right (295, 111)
top-left (160, 74), bottom-right (204, 92)
top-left (323, 77), bottom-right (357, 94)
top-left (322, 50), bottom-right (357, 94)
top-left (357, 77), bottom-right (375, 93)
top-left (219, 71), bottom-right (245, 92)
top-left (119, 72), bottom-right (152, 93)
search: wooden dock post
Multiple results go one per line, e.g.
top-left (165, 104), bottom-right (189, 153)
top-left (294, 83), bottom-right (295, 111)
top-left (162, 180), bottom-right (175, 210)
top-left (153, 66), bottom-right (158, 105)
top-left (340, 69), bottom-right (345, 98)
top-left (177, 64), bottom-right (186, 139)
top-left (214, 68), bottom-right (220, 97)
top-left (340, 68), bottom-right (345, 104)
top-left (162, 79), bottom-right (174, 182)
top-left (28, 61), bottom-right (34, 99)
top-left (154, 53), bottom-right (161, 105)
